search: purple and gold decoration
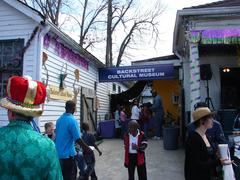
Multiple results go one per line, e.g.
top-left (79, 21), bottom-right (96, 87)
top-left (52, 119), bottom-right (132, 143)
top-left (191, 28), bottom-right (240, 44)
top-left (43, 34), bottom-right (89, 70)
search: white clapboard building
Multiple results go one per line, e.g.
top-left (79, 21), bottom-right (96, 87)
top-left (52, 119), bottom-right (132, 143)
top-left (0, 0), bottom-right (128, 132)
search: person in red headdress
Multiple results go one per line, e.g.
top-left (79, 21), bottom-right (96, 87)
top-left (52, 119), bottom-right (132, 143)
top-left (0, 76), bottom-right (63, 179)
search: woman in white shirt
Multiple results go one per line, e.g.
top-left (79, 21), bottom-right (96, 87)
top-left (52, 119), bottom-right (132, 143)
top-left (114, 105), bottom-right (121, 138)
top-left (131, 99), bottom-right (140, 121)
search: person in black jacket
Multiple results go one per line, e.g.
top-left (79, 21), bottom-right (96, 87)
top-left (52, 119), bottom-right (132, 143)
top-left (186, 102), bottom-right (226, 152)
top-left (184, 107), bottom-right (231, 180)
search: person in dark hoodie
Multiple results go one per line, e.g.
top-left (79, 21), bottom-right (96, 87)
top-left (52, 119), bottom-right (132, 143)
top-left (80, 122), bottom-right (102, 180)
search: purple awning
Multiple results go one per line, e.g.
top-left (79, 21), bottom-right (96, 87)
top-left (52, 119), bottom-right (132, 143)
top-left (191, 28), bottom-right (240, 44)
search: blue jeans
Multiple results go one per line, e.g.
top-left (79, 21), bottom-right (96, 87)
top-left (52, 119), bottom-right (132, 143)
top-left (76, 152), bottom-right (86, 176)
top-left (154, 112), bottom-right (164, 137)
top-left (80, 153), bottom-right (97, 180)
top-left (143, 123), bottom-right (149, 137)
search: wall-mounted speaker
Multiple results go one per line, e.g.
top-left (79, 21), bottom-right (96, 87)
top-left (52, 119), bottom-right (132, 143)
top-left (200, 64), bottom-right (212, 80)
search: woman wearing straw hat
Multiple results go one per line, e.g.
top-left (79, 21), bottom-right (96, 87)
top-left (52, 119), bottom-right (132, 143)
top-left (184, 107), bottom-right (231, 180)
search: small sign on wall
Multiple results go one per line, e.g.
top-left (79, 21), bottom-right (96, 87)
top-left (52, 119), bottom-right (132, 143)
top-left (48, 85), bottom-right (73, 101)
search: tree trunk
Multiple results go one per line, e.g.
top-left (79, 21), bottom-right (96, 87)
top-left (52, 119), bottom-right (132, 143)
top-left (55, 0), bottom-right (62, 27)
top-left (79, 0), bottom-right (88, 46)
top-left (106, 0), bottom-right (113, 67)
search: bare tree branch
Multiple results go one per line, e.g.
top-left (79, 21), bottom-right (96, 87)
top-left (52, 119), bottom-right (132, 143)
top-left (20, 0), bottom-right (28, 4)
top-left (55, 0), bottom-right (62, 26)
top-left (114, 1), bottom-right (165, 66)
top-left (25, 0), bottom-right (67, 26)
top-left (116, 22), bottom-right (138, 66)
top-left (26, 0), bottom-right (165, 68)
top-left (79, 0), bottom-right (88, 46)
top-left (111, 0), bottom-right (133, 32)
top-left (80, 0), bottom-right (108, 46)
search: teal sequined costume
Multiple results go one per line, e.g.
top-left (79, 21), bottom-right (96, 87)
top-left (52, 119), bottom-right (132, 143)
top-left (0, 121), bottom-right (63, 180)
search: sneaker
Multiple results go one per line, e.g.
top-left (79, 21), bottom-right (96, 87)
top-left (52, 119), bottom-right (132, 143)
top-left (78, 176), bottom-right (85, 180)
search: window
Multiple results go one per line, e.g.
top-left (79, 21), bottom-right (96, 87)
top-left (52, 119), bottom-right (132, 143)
top-left (0, 39), bottom-right (24, 97)
top-left (112, 83), bottom-right (116, 91)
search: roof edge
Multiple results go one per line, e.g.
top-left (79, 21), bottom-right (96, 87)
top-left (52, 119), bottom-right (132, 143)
top-left (3, 0), bottom-right (44, 23)
top-left (4, 0), bottom-right (105, 68)
top-left (132, 54), bottom-right (179, 63)
top-left (47, 21), bottom-right (105, 68)
top-left (173, 5), bottom-right (240, 55)
top-left (178, 5), bottom-right (240, 16)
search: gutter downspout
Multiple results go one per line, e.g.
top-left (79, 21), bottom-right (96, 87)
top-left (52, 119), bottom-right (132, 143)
top-left (36, 22), bottom-right (50, 81)
top-left (35, 21), bottom-right (50, 129)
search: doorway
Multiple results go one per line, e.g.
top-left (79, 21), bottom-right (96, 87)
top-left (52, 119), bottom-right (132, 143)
top-left (81, 87), bottom-right (97, 133)
top-left (220, 67), bottom-right (240, 109)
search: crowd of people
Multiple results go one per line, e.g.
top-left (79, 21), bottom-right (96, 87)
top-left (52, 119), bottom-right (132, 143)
top-left (0, 75), bottom-right (158, 180)
top-left (114, 89), bottom-right (165, 179)
top-left (114, 89), bottom-right (165, 141)
top-left (0, 75), bottom-right (162, 180)
top-left (0, 76), bottom-right (102, 180)
top-left (0, 75), bottom-right (236, 180)
top-left (114, 93), bottom-right (237, 179)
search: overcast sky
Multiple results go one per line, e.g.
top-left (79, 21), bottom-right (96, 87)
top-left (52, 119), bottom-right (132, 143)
top-left (63, 0), bottom-right (219, 65)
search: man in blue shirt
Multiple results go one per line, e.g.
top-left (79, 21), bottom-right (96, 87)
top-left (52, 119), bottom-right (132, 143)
top-left (55, 100), bottom-right (92, 180)
top-left (151, 89), bottom-right (165, 139)
top-left (187, 102), bottom-right (226, 151)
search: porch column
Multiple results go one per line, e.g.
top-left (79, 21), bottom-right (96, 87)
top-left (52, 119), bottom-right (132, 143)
top-left (189, 42), bottom-right (201, 114)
